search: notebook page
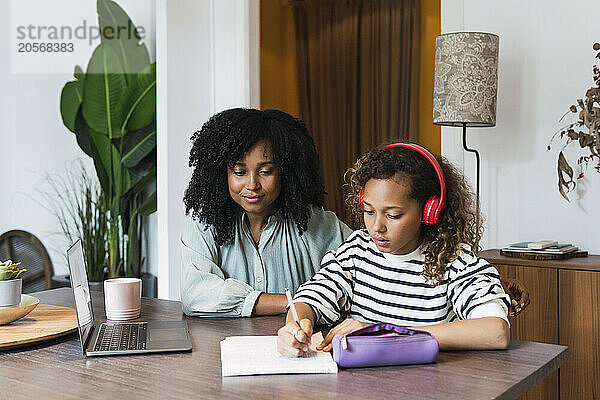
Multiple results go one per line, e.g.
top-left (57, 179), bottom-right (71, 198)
top-left (220, 332), bottom-right (338, 376)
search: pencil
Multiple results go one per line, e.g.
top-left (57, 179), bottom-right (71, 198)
top-left (285, 287), bottom-right (307, 357)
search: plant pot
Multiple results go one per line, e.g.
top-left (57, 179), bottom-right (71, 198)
top-left (0, 278), bottom-right (22, 308)
top-left (88, 280), bottom-right (104, 292)
top-left (51, 273), bottom-right (157, 295)
top-left (141, 272), bottom-right (157, 298)
top-left (50, 274), bottom-right (71, 289)
top-left (51, 274), bottom-right (104, 292)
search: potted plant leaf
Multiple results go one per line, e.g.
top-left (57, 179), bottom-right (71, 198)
top-left (548, 42), bottom-right (600, 201)
top-left (0, 260), bottom-right (27, 308)
top-left (39, 160), bottom-right (108, 291)
top-left (59, 0), bottom-right (156, 292)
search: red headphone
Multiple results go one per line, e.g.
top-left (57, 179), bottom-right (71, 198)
top-left (358, 143), bottom-right (447, 225)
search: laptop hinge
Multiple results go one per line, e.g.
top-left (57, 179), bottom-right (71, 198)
top-left (83, 324), bottom-right (96, 353)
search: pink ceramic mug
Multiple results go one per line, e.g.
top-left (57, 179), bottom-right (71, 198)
top-left (104, 278), bottom-right (142, 321)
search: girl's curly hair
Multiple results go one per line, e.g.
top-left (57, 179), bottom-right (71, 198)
top-left (345, 143), bottom-right (483, 285)
top-left (184, 108), bottom-right (325, 246)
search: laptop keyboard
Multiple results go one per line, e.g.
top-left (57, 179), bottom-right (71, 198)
top-left (94, 322), bottom-right (148, 352)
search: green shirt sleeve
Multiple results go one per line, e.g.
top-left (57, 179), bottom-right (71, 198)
top-left (180, 218), bottom-right (260, 317)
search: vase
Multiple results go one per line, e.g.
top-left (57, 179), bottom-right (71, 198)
top-left (0, 278), bottom-right (22, 308)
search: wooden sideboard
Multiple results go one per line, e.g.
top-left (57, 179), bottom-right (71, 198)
top-left (479, 249), bottom-right (600, 400)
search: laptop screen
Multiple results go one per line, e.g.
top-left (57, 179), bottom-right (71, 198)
top-left (66, 240), bottom-right (94, 352)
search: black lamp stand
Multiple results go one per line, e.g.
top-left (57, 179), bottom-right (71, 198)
top-left (461, 122), bottom-right (480, 199)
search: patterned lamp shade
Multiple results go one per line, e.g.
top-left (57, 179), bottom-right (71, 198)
top-left (433, 32), bottom-right (499, 127)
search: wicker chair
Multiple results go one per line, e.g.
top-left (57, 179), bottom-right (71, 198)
top-left (0, 230), bottom-right (54, 293)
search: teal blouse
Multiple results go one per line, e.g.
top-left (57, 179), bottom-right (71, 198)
top-left (180, 206), bottom-right (351, 317)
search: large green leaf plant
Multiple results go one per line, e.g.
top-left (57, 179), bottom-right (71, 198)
top-left (60, 0), bottom-right (156, 279)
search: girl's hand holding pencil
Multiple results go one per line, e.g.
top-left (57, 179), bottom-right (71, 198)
top-left (277, 288), bottom-right (314, 357)
top-left (277, 319), bottom-right (313, 357)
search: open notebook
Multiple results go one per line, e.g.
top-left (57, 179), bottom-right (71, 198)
top-left (220, 332), bottom-right (338, 376)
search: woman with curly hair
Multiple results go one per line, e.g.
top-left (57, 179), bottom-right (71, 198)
top-left (278, 143), bottom-right (511, 356)
top-left (180, 108), bottom-right (351, 317)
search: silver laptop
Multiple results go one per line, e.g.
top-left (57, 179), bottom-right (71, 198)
top-left (66, 240), bottom-right (192, 356)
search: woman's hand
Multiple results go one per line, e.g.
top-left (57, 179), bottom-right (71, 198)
top-left (501, 278), bottom-right (531, 317)
top-left (277, 319), bottom-right (313, 357)
top-left (317, 318), bottom-right (369, 352)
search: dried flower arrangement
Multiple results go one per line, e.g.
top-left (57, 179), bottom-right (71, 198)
top-left (547, 42), bottom-right (600, 201)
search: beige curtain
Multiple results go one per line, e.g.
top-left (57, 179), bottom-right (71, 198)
top-left (292, 0), bottom-right (420, 225)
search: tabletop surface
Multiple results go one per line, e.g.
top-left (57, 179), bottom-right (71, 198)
top-left (0, 288), bottom-right (568, 400)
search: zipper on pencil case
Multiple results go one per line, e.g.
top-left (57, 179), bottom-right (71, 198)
top-left (341, 334), bottom-right (431, 349)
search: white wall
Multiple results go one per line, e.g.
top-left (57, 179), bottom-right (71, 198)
top-left (0, 0), bottom-right (157, 276)
top-left (156, 0), bottom-right (259, 299)
top-left (441, 0), bottom-right (600, 252)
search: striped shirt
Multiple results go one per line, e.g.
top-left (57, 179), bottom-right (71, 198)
top-left (294, 230), bottom-right (510, 327)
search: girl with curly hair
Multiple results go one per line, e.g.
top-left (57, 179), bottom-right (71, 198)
top-left (180, 108), bottom-right (351, 317)
top-left (278, 143), bottom-right (511, 356)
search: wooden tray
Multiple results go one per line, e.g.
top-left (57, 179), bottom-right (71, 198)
top-left (0, 304), bottom-right (78, 349)
top-left (500, 249), bottom-right (588, 261)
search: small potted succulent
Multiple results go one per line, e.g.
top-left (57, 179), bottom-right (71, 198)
top-left (0, 260), bottom-right (27, 308)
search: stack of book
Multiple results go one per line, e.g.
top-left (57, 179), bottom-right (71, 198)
top-left (502, 240), bottom-right (579, 255)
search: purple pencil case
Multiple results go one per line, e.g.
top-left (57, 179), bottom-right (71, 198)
top-left (331, 322), bottom-right (439, 368)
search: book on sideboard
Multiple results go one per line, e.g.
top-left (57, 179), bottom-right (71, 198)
top-left (503, 241), bottom-right (578, 255)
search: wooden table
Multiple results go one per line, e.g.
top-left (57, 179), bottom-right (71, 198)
top-left (0, 288), bottom-right (567, 400)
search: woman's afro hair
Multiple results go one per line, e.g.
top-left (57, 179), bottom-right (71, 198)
top-left (184, 108), bottom-right (326, 245)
